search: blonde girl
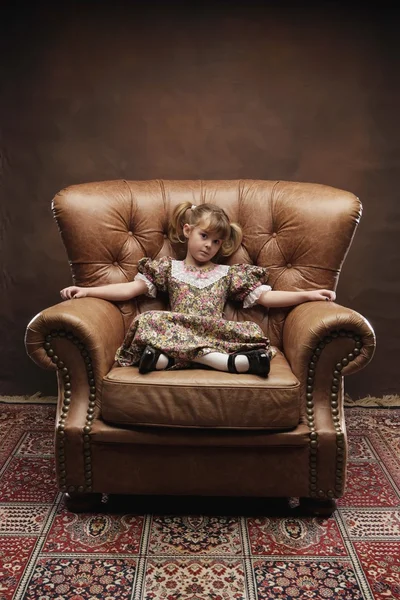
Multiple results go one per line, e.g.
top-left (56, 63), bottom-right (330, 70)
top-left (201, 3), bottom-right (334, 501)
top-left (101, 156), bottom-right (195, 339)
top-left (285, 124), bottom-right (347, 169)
top-left (61, 201), bottom-right (335, 376)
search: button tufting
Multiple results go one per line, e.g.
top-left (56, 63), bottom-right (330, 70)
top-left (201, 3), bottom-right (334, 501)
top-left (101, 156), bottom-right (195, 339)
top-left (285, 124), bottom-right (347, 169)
top-left (163, 234), bottom-right (168, 239)
top-left (113, 261), bottom-right (118, 266)
top-left (272, 233), bottom-right (277, 238)
top-left (287, 263), bottom-right (292, 268)
top-left (128, 231), bottom-right (133, 236)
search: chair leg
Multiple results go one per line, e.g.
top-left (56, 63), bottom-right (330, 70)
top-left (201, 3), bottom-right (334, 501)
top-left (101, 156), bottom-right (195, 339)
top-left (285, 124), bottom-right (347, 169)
top-left (64, 492), bottom-right (104, 513)
top-left (298, 497), bottom-right (337, 517)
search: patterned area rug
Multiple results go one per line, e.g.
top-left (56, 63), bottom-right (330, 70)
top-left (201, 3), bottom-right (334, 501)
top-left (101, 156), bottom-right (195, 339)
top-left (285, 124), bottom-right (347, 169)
top-left (0, 404), bottom-right (399, 600)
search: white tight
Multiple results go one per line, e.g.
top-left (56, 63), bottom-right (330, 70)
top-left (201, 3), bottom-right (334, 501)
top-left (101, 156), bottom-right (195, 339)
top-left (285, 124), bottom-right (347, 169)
top-left (194, 352), bottom-right (249, 372)
top-left (155, 351), bottom-right (249, 373)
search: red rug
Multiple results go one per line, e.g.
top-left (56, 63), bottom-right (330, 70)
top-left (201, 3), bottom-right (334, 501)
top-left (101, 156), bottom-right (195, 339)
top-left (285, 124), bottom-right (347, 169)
top-left (0, 404), bottom-right (399, 600)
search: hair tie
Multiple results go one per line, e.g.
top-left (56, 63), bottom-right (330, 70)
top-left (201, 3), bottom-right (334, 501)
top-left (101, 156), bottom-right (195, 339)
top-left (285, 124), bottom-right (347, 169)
top-left (191, 204), bottom-right (197, 210)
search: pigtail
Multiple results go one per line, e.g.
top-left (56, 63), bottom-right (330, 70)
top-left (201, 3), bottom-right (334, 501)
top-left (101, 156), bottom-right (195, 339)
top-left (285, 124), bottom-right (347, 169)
top-left (169, 201), bottom-right (193, 244)
top-left (220, 222), bottom-right (243, 257)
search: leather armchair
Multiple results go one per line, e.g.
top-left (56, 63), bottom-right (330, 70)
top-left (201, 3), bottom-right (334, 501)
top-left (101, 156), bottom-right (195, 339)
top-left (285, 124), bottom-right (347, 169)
top-left (25, 179), bottom-right (376, 515)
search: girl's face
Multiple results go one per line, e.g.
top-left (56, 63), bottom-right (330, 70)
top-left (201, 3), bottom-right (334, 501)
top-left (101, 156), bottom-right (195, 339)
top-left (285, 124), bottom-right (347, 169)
top-left (183, 222), bottom-right (223, 267)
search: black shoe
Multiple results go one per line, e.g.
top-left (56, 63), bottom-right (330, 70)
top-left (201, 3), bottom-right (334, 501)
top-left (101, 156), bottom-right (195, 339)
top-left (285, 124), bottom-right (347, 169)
top-left (138, 346), bottom-right (174, 374)
top-left (228, 349), bottom-right (270, 377)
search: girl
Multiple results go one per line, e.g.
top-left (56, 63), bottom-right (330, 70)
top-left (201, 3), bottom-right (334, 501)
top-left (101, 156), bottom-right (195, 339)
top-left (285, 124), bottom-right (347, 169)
top-left (60, 202), bottom-right (336, 377)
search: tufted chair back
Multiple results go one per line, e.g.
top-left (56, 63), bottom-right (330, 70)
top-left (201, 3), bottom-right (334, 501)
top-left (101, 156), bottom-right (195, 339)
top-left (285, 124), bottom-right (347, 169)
top-left (53, 179), bottom-right (361, 347)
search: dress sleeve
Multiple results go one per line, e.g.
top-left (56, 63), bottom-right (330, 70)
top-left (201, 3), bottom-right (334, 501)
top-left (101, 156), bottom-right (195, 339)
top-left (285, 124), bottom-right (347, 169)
top-left (228, 264), bottom-right (272, 308)
top-left (134, 256), bottom-right (171, 297)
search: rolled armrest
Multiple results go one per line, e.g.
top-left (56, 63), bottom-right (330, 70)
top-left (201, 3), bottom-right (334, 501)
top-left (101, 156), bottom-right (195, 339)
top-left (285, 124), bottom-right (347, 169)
top-left (25, 298), bottom-right (125, 379)
top-left (283, 301), bottom-right (376, 380)
top-left (25, 298), bottom-right (126, 493)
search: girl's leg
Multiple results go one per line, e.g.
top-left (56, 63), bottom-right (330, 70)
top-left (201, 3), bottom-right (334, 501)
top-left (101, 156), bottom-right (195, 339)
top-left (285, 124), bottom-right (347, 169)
top-left (193, 352), bottom-right (249, 373)
top-left (139, 348), bottom-right (269, 376)
top-left (194, 350), bottom-right (270, 377)
top-left (154, 353), bottom-right (170, 370)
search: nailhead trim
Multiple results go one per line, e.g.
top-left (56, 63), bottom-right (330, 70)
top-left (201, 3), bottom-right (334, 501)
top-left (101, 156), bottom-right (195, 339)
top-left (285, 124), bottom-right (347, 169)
top-left (44, 329), bottom-right (96, 493)
top-left (307, 329), bottom-right (363, 498)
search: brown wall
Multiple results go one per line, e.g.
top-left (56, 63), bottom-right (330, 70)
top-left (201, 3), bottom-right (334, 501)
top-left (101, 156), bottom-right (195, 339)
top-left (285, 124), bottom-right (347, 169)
top-left (1, 1), bottom-right (399, 398)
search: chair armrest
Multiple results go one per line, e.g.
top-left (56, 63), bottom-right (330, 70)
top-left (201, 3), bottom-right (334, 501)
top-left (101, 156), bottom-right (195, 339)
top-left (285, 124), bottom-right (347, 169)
top-left (25, 298), bottom-right (126, 494)
top-left (25, 297), bottom-right (125, 377)
top-left (282, 302), bottom-right (376, 500)
top-left (283, 301), bottom-right (376, 381)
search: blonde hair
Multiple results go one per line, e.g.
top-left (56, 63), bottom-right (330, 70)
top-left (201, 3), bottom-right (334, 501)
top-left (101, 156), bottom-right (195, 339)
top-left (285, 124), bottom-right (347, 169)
top-left (169, 201), bottom-right (243, 257)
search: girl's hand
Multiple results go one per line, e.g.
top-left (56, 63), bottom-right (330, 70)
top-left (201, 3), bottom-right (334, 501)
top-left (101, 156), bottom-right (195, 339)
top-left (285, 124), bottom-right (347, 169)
top-left (60, 286), bottom-right (88, 300)
top-left (307, 289), bottom-right (336, 302)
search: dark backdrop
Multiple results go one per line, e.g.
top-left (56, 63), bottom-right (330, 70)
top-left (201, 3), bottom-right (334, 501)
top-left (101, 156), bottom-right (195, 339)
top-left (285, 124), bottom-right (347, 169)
top-left (1, 0), bottom-right (398, 398)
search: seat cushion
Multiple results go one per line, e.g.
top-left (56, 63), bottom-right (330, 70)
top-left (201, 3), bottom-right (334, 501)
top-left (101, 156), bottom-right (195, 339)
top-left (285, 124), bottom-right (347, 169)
top-left (101, 351), bottom-right (300, 430)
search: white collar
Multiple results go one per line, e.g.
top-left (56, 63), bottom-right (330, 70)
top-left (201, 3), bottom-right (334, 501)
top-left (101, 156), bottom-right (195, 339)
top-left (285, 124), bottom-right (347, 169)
top-left (171, 260), bottom-right (229, 289)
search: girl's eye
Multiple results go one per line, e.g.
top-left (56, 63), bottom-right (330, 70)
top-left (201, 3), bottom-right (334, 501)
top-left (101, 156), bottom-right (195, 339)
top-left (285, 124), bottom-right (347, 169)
top-left (213, 239), bottom-right (221, 245)
top-left (201, 233), bottom-right (207, 239)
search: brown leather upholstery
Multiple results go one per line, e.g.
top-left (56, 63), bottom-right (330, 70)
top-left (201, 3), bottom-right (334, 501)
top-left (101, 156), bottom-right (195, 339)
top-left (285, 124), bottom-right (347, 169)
top-left (25, 179), bottom-right (376, 507)
top-left (102, 350), bottom-right (300, 429)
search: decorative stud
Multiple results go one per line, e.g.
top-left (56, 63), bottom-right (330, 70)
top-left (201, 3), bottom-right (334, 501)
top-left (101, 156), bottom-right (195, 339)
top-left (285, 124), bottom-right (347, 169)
top-left (43, 329), bottom-right (96, 493)
top-left (307, 329), bottom-right (363, 498)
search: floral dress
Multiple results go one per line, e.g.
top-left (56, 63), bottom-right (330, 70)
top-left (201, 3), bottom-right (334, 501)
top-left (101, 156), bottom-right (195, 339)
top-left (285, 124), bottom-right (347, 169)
top-left (115, 256), bottom-right (273, 368)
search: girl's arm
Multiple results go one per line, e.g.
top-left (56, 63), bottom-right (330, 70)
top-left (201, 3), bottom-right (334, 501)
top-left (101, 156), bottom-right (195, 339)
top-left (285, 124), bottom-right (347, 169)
top-left (257, 289), bottom-right (336, 308)
top-left (60, 279), bottom-right (149, 302)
